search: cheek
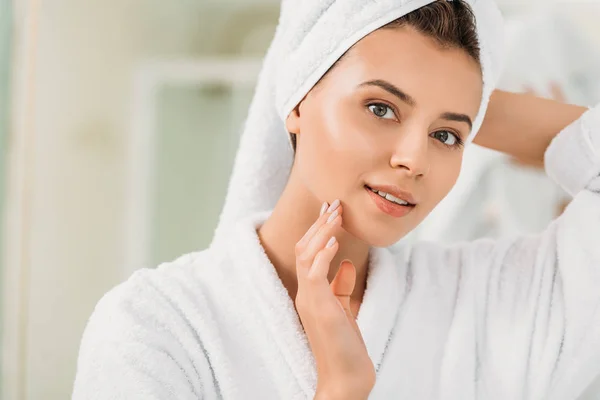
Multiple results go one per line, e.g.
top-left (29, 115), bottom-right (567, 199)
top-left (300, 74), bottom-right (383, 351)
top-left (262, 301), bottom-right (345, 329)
top-left (426, 156), bottom-right (462, 205)
top-left (307, 101), bottom-right (376, 161)
top-left (295, 103), bottom-right (376, 196)
top-left (316, 102), bottom-right (394, 179)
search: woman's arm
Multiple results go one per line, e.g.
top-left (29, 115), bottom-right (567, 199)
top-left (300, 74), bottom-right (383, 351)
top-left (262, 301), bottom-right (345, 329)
top-left (464, 103), bottom-right (600, 399)
top-left (474, 90), bottom-right (588, 166)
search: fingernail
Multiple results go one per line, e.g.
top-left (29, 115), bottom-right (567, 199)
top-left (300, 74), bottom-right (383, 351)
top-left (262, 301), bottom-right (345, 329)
top-left (327, 209), bottom-right (339, 224)
top-left (326, 236), bottom-right (337, 248)
top-left (319, 202), bottom-right (328, 217)
top-left (327, 199), bottom-right (340, 213)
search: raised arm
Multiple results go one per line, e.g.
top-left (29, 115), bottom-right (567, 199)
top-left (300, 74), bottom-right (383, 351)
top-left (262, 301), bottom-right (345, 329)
top-left (459, 102), bottom-right (600, 399)
top-left (474, 90), bottom-right (588, 167)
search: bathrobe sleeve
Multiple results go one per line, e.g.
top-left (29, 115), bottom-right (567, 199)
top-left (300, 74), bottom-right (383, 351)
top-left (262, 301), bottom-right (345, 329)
top-left (462, 104), bottom-right (600, 399)
top-left (72, 268), bottom-right (206, 400)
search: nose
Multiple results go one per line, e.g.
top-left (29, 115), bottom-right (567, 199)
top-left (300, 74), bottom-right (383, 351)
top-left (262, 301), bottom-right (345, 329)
top-left (389, 129), bottom-right (430, 178)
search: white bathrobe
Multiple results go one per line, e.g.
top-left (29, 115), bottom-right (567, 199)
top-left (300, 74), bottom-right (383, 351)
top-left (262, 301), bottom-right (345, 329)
top-left (73, 105), bottom-right (600, 399)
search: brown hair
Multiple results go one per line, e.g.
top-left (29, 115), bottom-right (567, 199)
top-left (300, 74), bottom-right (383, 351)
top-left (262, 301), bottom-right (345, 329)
top-left (290, 0), bottom-right (480, 151)
top-left (383, 0), bottom-right (480, 64)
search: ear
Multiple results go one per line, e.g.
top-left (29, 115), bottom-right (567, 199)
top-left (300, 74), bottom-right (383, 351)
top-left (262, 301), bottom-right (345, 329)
top-left (285, 104), bottom-right (301, 135)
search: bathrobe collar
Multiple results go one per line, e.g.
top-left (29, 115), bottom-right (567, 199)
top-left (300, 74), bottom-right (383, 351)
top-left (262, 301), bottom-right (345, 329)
top-left (228, 212), bottom-right (405, 397)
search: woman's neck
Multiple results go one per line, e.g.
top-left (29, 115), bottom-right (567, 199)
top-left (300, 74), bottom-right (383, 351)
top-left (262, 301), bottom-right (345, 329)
top-left (257, 173), bottom-right (371, 306)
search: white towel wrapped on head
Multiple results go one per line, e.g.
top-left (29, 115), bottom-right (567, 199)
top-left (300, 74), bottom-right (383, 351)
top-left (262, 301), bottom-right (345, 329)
top-left (213, 0), bottom-right (505, 243)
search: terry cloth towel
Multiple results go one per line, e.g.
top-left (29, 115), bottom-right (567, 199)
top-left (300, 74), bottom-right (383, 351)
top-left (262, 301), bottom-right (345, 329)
top-left (72, 104), bottom-right (600, 399)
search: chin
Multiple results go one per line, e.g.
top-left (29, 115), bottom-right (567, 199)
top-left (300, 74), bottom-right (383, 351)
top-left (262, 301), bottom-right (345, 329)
top-left (364, 229), bottom-right (407, 248)
top-left (342, 210), bottom-right (409, 248)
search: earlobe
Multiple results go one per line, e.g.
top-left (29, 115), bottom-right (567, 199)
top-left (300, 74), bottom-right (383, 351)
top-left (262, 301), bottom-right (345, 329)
top-left (285, 105), bottom-right (301, 135)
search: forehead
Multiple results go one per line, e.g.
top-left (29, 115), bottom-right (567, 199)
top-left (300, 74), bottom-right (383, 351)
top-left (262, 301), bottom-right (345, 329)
top-left (331, 26), bottom-right (483, 117)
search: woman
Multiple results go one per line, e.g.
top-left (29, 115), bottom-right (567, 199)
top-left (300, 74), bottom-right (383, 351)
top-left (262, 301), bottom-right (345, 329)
top-left (73, 1), bottom-right (600, 399)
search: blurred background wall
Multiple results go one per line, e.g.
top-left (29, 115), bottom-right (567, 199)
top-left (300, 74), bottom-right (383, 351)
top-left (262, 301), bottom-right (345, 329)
top-left (0, 0), bottom-right (10, 395)
top-left (1, 1), bottom-right (600, 399)
top-left (2, 1), bottom-right (278, 398)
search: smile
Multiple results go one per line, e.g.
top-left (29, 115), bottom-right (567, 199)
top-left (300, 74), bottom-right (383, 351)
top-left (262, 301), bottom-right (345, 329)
top-left (365, 185), bottom-right (415, 218)
top-left (366, 186), bottom-right (412, 206)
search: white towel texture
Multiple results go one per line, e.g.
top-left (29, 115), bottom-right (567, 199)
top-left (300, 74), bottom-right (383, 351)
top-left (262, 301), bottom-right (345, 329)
top-left (72, 0), bottom-right (600, 399)
top-left (73, 105), bottom-right (600, 399)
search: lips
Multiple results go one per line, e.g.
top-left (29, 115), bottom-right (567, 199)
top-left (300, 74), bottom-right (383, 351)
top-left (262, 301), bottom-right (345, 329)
top-left (365, 184), bottom-right (417, 206)
top-left (365, 185), bottom-right (415, 218)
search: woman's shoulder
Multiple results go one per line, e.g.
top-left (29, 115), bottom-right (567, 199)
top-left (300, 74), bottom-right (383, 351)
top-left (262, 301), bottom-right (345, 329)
top-left (392, 237), bottom-right (500, 274)
top-left (397, 232), bottom-right (546, 283)
top-left (83, 246), bottom-right (232, 342)
top-left (73, 248), bottom-right (224, 398)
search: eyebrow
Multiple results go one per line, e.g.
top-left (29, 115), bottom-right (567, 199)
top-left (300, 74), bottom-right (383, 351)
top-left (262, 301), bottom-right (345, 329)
top-left (360, 79), bottom-right (416, 107)
top-left (440, 112), bottom-right (473, 130)
top-left (359, 79), bottom-right (473, 130)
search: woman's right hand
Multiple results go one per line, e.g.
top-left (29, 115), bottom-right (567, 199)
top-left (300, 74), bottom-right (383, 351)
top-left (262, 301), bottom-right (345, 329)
top-left (294, 200), bottom-right (376, 400)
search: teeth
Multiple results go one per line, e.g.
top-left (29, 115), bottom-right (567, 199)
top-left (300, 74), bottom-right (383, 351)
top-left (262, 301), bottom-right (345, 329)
top-left (384, 193), bottom-right (409, 206)
top-left (368, 186), bottom-right (410, 206)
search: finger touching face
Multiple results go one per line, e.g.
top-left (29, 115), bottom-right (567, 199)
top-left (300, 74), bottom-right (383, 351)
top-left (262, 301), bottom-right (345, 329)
top-left (287, 26), bottom-right (482, 247)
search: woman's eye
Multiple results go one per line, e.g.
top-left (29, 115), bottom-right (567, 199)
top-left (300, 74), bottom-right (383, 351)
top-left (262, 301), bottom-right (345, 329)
top-left (368, 104), bottom-right (396, 120)
top-left (432, 130), bottom-right (459, 146)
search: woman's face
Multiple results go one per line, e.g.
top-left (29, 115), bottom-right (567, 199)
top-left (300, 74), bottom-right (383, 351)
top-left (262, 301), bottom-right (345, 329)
top-left (286, 26), bottom-right (483, 247)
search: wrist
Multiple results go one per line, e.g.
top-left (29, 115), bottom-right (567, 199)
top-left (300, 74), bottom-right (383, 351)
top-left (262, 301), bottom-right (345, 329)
top-left (314, 386), bottom-right (371, 400)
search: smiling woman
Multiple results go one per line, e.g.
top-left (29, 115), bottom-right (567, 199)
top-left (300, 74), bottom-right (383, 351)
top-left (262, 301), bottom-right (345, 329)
top-left (73, 1), bottom-right (600, 399)
top-left (282, 23), bottom-right (483, 248)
